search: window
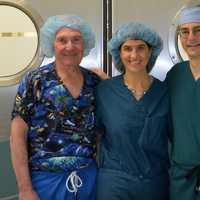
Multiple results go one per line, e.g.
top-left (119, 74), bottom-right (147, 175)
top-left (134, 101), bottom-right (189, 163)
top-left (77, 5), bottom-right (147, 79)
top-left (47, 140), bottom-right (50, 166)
top-left (0, 1), bottom-right (43, 86)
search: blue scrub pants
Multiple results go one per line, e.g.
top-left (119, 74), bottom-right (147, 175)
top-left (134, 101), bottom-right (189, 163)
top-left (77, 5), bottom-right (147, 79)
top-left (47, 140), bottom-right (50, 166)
top-left (96, 168), bottom-right (169, 200)
top-left (31, 161), bottom-right (97, 200)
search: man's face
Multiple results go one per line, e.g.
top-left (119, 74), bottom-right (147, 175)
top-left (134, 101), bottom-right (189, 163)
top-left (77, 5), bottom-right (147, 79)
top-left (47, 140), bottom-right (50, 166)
top-left (179, 22), bottom-right (200, 60)
top-left (54, 28), bottom-right (84, 67)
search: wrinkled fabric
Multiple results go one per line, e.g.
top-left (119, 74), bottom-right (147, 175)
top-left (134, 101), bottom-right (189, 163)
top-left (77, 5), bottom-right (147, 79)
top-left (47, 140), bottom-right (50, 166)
top-left (97, 168), bottom-right (169, 200)
top-left (167, 61), bottom-right (200, 200)
top-left (12, 62), bottom-right (100, 172)
top-left (32, 160), bottom-right (97, 200)
top-left (96, 75), bottom-right (171, 199)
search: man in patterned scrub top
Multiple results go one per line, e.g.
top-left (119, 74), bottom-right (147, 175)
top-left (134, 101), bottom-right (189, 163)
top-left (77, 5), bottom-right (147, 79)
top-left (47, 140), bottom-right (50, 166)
top-left (10, 15), bottom-right (100, 200)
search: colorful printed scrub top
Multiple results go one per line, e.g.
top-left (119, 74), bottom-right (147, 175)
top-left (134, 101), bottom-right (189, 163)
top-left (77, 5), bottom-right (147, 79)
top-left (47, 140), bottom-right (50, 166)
top-left (167, 61), bottom-right (200, 166)
top-left (12, 62), bottom-right (100, 172)
top-left (96, 75), bottom-right (171, 178)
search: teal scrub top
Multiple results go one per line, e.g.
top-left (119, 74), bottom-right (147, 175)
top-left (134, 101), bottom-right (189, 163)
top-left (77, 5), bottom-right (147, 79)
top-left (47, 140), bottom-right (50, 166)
top-left (167, 61), bottom-right (200, 166)
top-left (96, 75), bottom-right (171, 178)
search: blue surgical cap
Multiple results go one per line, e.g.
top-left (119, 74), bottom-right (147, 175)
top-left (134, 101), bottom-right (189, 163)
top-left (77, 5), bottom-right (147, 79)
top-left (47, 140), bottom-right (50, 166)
top-left (40, 15), bottom-right (95, 57)
top-left (179, 6), bottom-right (200, 25)
top-left (108, 22), bottom-right (163, 73)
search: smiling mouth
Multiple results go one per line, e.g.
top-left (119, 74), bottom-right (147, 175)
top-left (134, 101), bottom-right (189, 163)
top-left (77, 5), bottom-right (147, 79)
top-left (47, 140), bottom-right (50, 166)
top-left (187, 44), bottom-right (200, 48)
top-left (129, 61), bottom-right (141, 64)
top-left (62, 54), bottom-right (76, 57)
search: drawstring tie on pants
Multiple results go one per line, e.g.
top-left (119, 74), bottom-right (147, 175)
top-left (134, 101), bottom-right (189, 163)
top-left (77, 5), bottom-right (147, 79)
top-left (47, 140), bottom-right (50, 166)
top-left (66, 171), bottom-right (83, 194)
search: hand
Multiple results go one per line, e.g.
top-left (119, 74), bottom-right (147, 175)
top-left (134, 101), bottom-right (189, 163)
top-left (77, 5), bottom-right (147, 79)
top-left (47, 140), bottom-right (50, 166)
top-left (19, 189), bottom-right (40, 200)
top-left (89, 67), bottom-right (110, 80)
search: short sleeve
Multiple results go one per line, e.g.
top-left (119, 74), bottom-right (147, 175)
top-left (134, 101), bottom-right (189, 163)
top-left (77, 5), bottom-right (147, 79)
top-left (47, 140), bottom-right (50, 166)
top-left (11, 72), bottom-right (35, 125)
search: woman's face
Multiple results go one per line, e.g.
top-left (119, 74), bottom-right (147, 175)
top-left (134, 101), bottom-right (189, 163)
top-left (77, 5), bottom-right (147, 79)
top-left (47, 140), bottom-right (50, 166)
top-left (120, 39), bottom-right (151, 73)
top-left (54, 27), bottom-right (84, 67)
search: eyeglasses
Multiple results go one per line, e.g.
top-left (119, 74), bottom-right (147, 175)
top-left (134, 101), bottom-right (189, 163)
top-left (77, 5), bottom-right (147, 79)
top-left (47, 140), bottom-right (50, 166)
top-left (178, 26), bottom-right (200, 39)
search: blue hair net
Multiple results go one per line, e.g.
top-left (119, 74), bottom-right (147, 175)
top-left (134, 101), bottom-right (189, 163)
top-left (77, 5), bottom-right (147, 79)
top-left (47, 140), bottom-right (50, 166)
top-left (108, 22), bottom-right (163, 73)
top-left (40, 15), bottom-right (95, 57)
top-left (179, 6), bottom-right (200, 25)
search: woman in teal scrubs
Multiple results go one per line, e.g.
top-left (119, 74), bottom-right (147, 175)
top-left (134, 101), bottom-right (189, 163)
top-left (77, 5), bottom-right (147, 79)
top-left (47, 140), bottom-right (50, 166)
top-left (96, 22), bottom-right (171, 200)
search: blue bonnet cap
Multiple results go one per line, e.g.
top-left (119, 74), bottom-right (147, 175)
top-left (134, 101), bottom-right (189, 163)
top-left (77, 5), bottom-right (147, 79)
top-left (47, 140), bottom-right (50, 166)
top-left (108, 22), bottom-right (163, 73)
top-left (40, 15), bottom-right (95, 57)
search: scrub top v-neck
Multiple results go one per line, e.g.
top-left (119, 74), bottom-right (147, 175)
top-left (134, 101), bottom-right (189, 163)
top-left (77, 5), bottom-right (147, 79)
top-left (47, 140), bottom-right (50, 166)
top-left (167, 61), bottom-right (200, 165)
top-left (96, 74), bottom-right (171, 178)
top-left (12, 62), bottom-right (101, 172)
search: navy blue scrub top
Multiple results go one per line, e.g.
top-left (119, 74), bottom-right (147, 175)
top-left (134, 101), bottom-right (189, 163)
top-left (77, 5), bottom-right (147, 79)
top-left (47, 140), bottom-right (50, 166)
top-left (96, 75), bottom-right (171, 179)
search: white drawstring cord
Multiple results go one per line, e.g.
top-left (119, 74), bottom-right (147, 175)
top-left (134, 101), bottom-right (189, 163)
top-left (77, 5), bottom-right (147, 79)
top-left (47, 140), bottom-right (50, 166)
top-left (66, 171), bottom-right (83, 194)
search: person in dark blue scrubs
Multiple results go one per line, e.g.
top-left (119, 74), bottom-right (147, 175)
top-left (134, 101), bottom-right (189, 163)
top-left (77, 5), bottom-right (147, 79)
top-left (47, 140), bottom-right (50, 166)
top-left (96, 22), bottom-right (171, 200)
top-left (166, 6), bottom-right (200, 200)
